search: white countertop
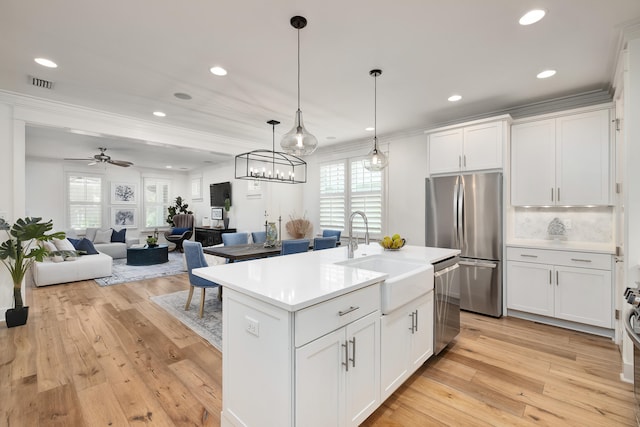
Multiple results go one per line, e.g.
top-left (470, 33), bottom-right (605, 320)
top-left (507, 239), bottom-right (616, 254)
top-left (194, 244), bottom-right (460, 312)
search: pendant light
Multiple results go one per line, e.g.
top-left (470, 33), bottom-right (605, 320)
top-left (281, 16), bottom-right (318, 156)
top-left (364, 69), bottom-right (388, 171)
top-left (235, 120), bottom-right (307, 184)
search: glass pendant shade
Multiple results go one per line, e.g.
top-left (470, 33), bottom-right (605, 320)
top-left (363, 138), bottom-right (388, 171)
top-left (281, 109), bottom-right (318, 156)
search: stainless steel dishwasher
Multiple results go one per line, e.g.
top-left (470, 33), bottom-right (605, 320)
top-left (433, 255), bottom-right (460, 355)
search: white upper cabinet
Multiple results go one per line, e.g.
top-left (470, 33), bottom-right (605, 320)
top-left (428, 117), bottom-right (507, 174)
top-left (511, 108), bottom-right (611, 206)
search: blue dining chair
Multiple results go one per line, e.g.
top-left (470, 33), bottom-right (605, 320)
top-left (322, 229), bottom-right (341, 241)
top-left (251, 231), bottom-right (267, 244)
top-left (313, 236), bottom-right (338, 251)
top-left (222, 232), bottom-right (249, 246)
top-left (281, 239), bottom-right (310, 255)
top-left (183, 240), bottom-right (221, 318)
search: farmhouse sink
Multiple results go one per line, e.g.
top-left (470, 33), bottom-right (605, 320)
top-left (337, 255), bottom-right (434, 314)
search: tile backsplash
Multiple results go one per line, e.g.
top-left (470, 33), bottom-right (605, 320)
top-left (512, 207), bottom-right (613, 243)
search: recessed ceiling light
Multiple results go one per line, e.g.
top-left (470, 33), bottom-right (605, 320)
top-left (210, 66), bottom-right (228, 76)
top-left (537, 69), bottom-right (556, 79)
top-left (519, 9), bottom-right (546, 26)
top-left (165, 165), bottom-right (173, 169)
top-left (34, 58), bottom-right (57, 68)
top-left (448, 94), bottom-right (462, 102)
top-left (365, 127), bottom-right (375, 132)
top-left (174, 92), bottom-right (192, 100)
top-left (153, 111), bottom-right (166, 117)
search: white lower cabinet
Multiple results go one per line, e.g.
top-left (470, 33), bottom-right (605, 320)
top-left (507, 247), bottom-right (613, 329)
top-left (380, 291), bottom-right (434, 401)
top-left (296, 311), bottom-right (380, 427)
top-left (221, 284), bottom-right (381, 427)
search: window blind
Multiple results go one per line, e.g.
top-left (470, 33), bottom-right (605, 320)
top-left (68, 175), bottom-right (102, 229)
top-left (144, 178), bottom-right (171, 227)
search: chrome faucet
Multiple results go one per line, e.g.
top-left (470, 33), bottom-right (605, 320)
top-left (348, 210), bottom-right (369, 258)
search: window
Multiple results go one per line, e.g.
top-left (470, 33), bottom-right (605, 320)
top-left (67, 174), bottom-right (102, 229)
top-left (319, 158), bottom-right (383, 237)
top-left (143, 178), bottom-right (171, 228)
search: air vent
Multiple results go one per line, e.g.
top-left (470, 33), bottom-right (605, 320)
top-left (28, 75), bottom-right (54, 89)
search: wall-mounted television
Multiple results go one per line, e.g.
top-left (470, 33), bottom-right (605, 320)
top-left (210, 182), bottom-right (231, 207)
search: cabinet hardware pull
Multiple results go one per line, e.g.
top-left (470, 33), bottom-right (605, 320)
top-left (551, 188), bottom-right (554, 202)
top-left (570, 258), bottom-right (592, 263)
top-left (557, 188), bottom-right (560, 201)
top-left (409, 312), bottom-right (415, 333)
top-left (414, 310), bottom-right (419, 332)
top-left (520, 254), bottom-right (538, 258)
top-left (342, 341), bottom-right (349, 372)
top-left (350, 337), bottom-right (356, 368)
top-left (338, 306), bottom-right (359, 316)
top-left (556, 270), bottom-right (559, 286)
top-left (549, 270), bottom-right (552, 285)
top-left (463, 155), bottom-right (467, 167)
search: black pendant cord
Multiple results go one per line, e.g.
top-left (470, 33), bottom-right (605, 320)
top-left (297, 27), bottom-right (301, 112)
top-left (374, 73), bottom-right (377, 151)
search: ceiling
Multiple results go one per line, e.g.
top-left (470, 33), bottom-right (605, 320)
top-left (2, 0), bottom-right (640, 170)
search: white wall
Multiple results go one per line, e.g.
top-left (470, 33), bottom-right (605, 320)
top-left (303, 133), bottom-right (427, 245)
top-left (188, 161), bottom-right (304, 238)
top-left (25, 158), bottom-right (190, 241)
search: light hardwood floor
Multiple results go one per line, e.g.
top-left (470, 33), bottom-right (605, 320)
top-left (0, 274), bottom-right (635, 426)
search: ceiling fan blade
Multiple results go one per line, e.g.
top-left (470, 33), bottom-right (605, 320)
top-left (64, 157), bottom-right (93, 161)
top-left (108, 159), bottom-right (133, 167)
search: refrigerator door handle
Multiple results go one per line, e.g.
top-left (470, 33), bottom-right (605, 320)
top-left (459, 260), bottom-right (497, 269)
top-left (457, 177), bottom-right (464, 250)
top-left (453, 177), bottom-right (459, 248)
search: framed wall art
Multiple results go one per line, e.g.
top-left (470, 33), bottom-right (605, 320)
top-left (111, 207), bottom-right (137, 228)
top-left (111, 182), bottom-right (137, 204)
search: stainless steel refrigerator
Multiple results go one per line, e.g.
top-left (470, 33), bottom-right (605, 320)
top-left (426, 172), bottom-right (503, 317)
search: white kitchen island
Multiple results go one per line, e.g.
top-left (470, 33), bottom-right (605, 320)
top-left (194, 243), bottom-right (459, 427)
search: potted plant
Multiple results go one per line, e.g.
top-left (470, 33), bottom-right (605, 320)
top-left (166, 196), bottom-right (193, 226)
top-left (0, 217), bottom-right (65, 327)
top-left (146, 235), bottom-right (158, 247)
top-left (223, 198), bottom-right (231, 229)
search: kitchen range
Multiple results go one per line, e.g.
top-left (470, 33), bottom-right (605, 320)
top-left (195, 242), bottom-right (459, 427)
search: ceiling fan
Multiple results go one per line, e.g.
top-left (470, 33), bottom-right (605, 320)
top-left (64, 147), bottom-right (133, 167)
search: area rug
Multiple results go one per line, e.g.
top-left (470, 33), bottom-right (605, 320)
top-left (150, 289), bottom-right (222, 351)
top-left (94, 251), bottom-right (186, 286)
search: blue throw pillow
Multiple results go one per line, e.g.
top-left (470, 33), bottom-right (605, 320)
top-left (76, 238), bottom-right (99, 255)
top-left (111, 228), bottom-right (127, 243)
top-left (67, 237), bottom-right (81, 248)
top-left (171, 227), bottom-right (190, 235)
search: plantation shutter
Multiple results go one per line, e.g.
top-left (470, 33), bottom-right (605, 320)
top-left (350, 159), bottom-right (382, 236)
top-left (144, 178), bottom-right (171, 227)
top-left (68, 175), bottom-right (102, 229)
top-left (319, 161), bottom-right (345, 230)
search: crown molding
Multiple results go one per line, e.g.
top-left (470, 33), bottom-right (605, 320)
top-left (0, 90), bottom-right (252, 156)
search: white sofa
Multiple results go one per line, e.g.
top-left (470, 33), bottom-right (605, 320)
top-left (81, 228), bottom-right (139, 259)
top-left (32, 252), bottom-right (113, 287)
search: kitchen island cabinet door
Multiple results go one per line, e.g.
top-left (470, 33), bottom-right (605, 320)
top-left (510, 119), bottom-right (556, 206)
top-left (295, 328), bottom-right (343, 427)
top-left (380, 292), bottom-right (434, 402)
top-left (295, 311), bottom-right (380, 427)
top-left (408, 292), bottom-right (434, 369)
top-left (555, 266), bottom-right (612, 328)
top-left (506, 261), bottom-right (554, 317)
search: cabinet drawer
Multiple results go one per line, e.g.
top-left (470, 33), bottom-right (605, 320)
top-left (295, 284), bottom-right (380, 347)
top-left (507, 247), bottom-right (611, 270)
top-left (506, 247), bottom-right (556, 264)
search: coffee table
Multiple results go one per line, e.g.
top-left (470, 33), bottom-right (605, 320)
top-left (127, 244), bottom-right (169, 266)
